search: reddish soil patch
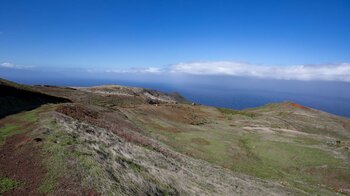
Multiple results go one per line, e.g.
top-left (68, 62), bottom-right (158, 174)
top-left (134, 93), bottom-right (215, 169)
top-left (56, 104), bottom-right (141, 135)
top-left (53, 176), bottom-right (100, 196)
top-left (290, 103), bottom-right (310, 110)
top-left (0, 105), bottom-right (99, 195)
top-left (56, 104), bottom-right (100, 123)
top-left (0, 134), bottom-right (46, 196)
top-left (0, 118), bottom-right (18, 127)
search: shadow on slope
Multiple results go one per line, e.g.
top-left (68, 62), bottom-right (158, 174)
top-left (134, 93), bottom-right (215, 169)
top-left (0, 79), bottom-right (70, 119)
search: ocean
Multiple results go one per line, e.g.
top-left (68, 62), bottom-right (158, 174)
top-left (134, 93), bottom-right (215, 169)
top-left (9, 75), bottom-right (350, 118)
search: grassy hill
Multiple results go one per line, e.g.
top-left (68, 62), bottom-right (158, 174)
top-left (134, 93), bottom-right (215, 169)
top-left (1, 79), bottom-right (349, 195)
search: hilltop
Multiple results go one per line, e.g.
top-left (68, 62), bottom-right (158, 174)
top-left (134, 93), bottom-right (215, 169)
top-left (1, 78), bottom-right (349, 195)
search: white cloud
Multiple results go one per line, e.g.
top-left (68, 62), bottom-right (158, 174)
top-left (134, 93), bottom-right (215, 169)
top-left (168, 61), bottom-right (350, 82)
top-left (108, 61), bottom-right (350, 82)
top-left (171, 61), bottom-right (350, 82)
top-left (3, 60), bottom-right (349, 82)
top-left (0, 62), bottom-right (37, 69)
top-left (106, 67), bottom-right (163, 74)
top-left (1, 62), bottom-right (15, 68)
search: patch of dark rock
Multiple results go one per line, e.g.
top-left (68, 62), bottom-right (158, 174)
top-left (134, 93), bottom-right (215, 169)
top-left (86, 128), bottom-right (95, 134)
top-left (33, 138), bottom-right (43, 142)
top-left (146, 99), bottom-right (160, 105)
top-left (326, 140), bottom-right (342, 146)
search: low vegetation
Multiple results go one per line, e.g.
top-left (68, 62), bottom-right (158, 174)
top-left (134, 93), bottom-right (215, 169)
top-left (127, 104), bottom-right (350, 194)
top-left (217, 107), bottom-right (259, 118)
top-left (1, 79), bottom-right (350, 195)
top-left (0, 176), bottom-right (22, 194)
top-left (38, 120), bottom-right (104, 194)
top-left (0, 125), bottom-right (21, 146)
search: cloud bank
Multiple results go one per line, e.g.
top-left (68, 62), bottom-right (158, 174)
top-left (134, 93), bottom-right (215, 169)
top-left (108, 61), bottom-right (350, 82)
top-left (2, 61), bottom-right (350, 82)
top-left (105, 67), bottom-right (163, 74)
top-left (0, 62), bottom-right (36, 69)
top-left (1, 62), bottom-right (15, 68)
top-left (169, 62), bottom-right (350, 82)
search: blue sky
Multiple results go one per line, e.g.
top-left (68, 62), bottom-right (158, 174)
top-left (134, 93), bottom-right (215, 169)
top-left (0, 0), bottom-right (350, 81)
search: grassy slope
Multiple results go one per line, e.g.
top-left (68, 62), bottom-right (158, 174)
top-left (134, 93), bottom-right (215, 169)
top-left (0, 105), bottom-right (45, 194)
top-left (0, 106), bottom-right (41, 146)
top-left (1, 81), bottom-right (350, 195)
top-left (122, 104), bottom-right (350, 195)
top-left (0, 104), bottom-right (101, 195)
top-left (0, 103), bottom-right (298, 195)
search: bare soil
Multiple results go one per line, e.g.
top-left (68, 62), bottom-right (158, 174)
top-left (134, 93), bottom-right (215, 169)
top-left (0, 133), bottom-right (46, 196)
top-left (290, 103), bottom-right (310, 110)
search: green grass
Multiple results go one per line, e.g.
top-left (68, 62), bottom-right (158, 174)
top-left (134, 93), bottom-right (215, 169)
top-left (19, 110), bottom-right (39, 122)
top-left (155, 128), bottom-right (240, 168)
top-left (0, 107), bottom-right (42, 146)
top-left (38, 134), bottom-right (69, 193)
top-left (234, 137), bottom-right (341, 185)
top-left (0, 125), bottom-right (21, 146)
top-left (142, 118), bottom-right (349, 195)
top-left (233, 136), bottom-right (345, 193)
top-left (38, 123), bottom-right (78, 194)
top-left (38, 121), bottom-right (109, 194)
top-left (251, 140), bottom-right (339, 168)
top-left (293, 137), bottom-right (321, 145)
top-left (0, 105), bottom-right (58, 194)
top-left (217, 107), bottom-right (258, 118)
top-left (0, 176), bottom-right (22, 194)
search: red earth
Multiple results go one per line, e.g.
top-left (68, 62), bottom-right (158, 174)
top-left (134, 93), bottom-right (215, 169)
top-left (290, 103), bottom-right (310, 110)
top-left (0, 133), bottom-right (46, 196)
